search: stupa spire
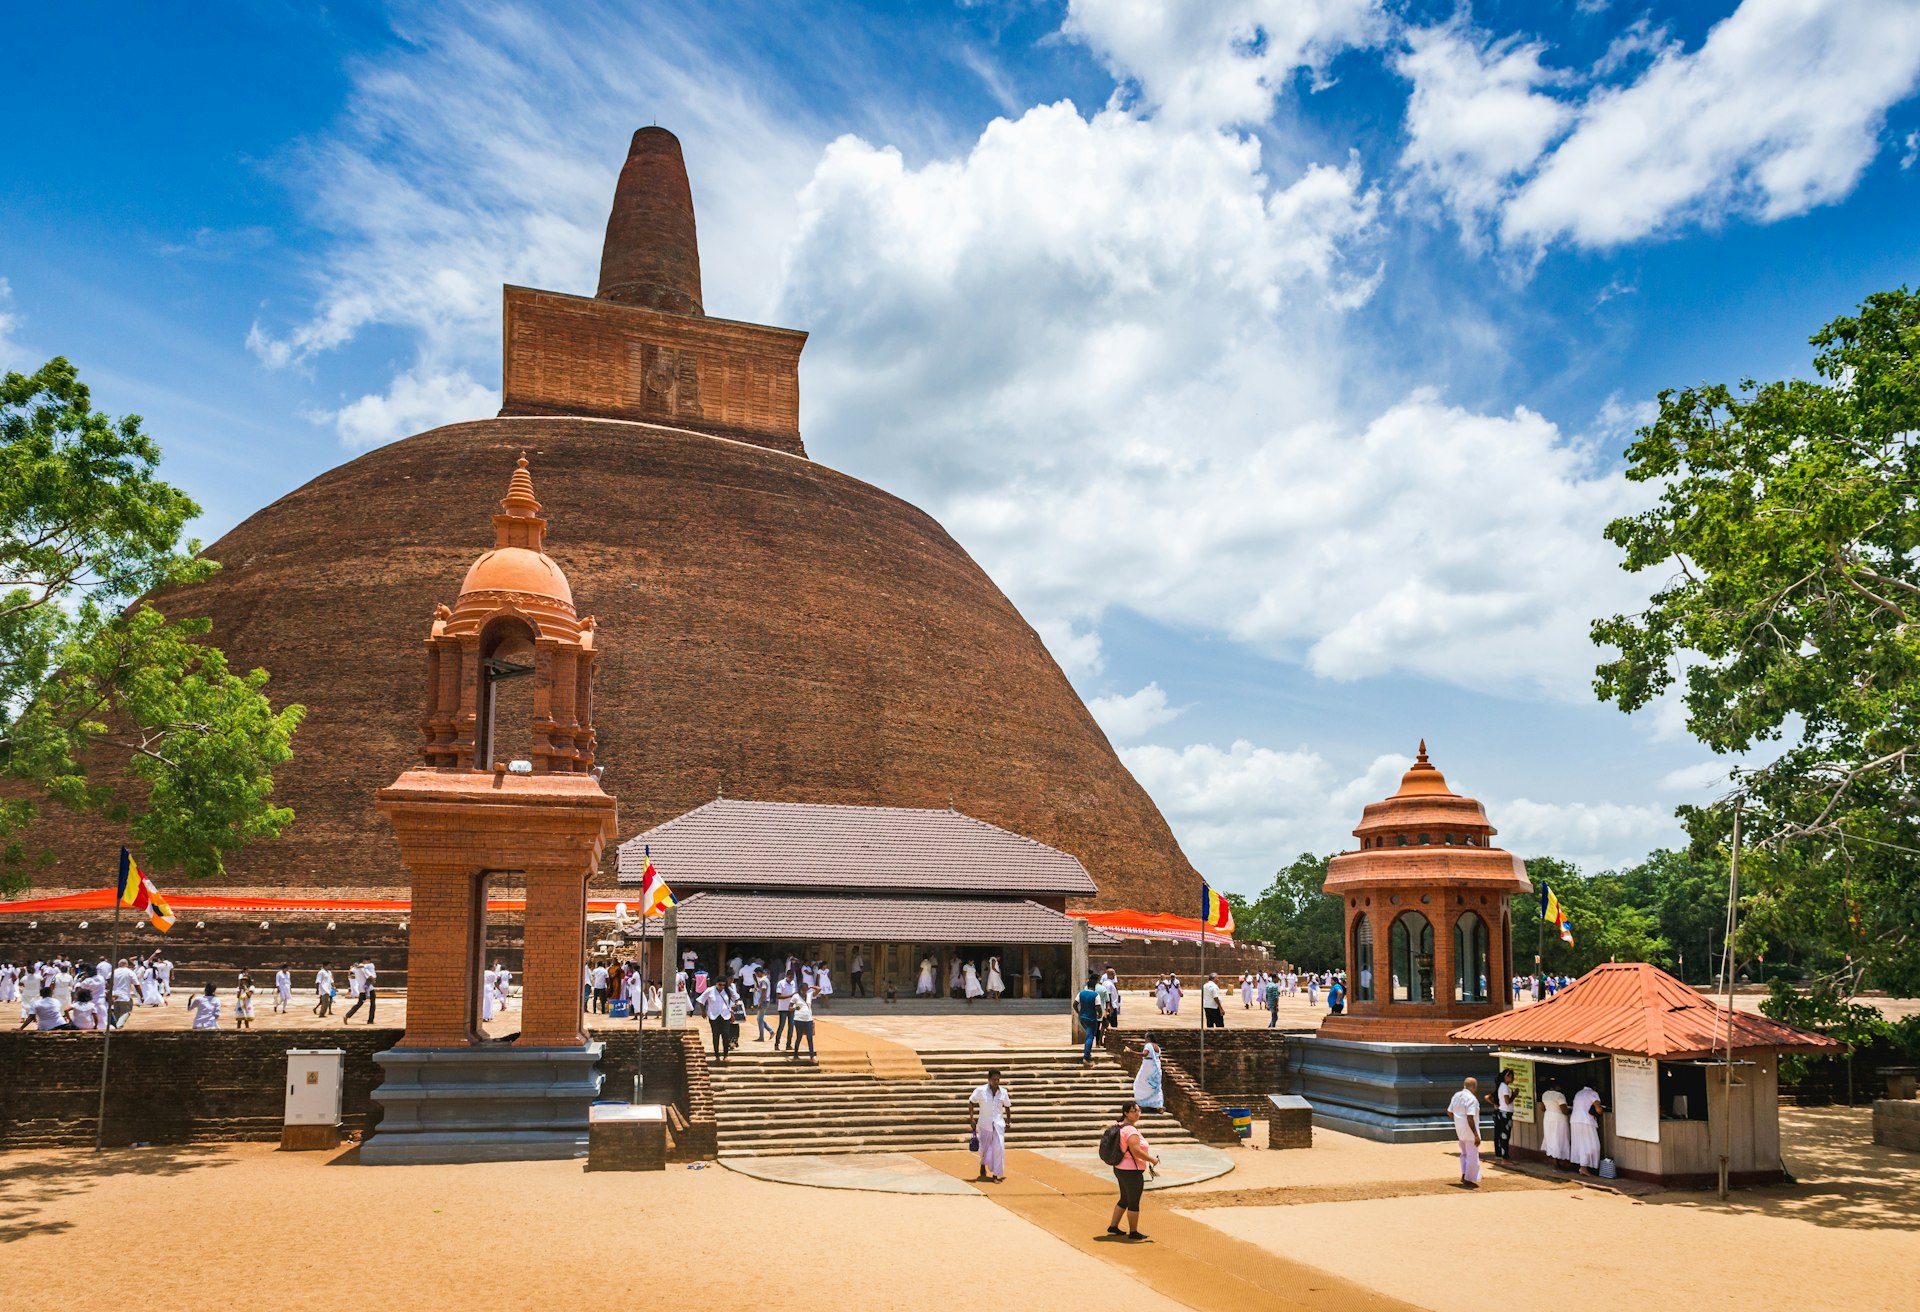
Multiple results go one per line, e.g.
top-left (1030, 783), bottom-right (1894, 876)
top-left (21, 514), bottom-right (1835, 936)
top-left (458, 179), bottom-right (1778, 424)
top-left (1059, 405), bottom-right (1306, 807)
top-left (596, 126), bottom-right (704, 316)
top-left (493, 453), bottom-right (548, 551)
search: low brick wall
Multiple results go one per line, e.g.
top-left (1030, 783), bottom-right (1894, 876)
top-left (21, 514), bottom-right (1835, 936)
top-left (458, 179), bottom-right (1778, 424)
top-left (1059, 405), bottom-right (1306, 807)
top-left (0, 1028), bottom-right (397, 1150)
top-left (1111, 1028), bottom-right (1294, 1112)
top-left (594, 1028), bottom-right (716, 1160)
top-left (0, 1025), bottom-right (719, 1158)
top-left (1103, 1031), bottom-right (1239, 1145)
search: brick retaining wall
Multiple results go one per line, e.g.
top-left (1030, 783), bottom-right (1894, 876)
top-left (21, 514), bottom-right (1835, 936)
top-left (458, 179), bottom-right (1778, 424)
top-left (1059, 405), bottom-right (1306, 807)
top-left (0, 1028), bottom-right (397, 1150)
top-left (1109, 1028), bottom-right (1294, 1112)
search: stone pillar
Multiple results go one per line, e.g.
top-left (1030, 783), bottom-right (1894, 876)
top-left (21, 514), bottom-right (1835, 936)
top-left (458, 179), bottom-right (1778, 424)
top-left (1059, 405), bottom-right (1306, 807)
top-left (662, 905), bottom-right (678, 993)
top-left (519, 864), bottom-right (590, 1047)
top-left (400, 863), bottom-right (484, 1048)
top-left (1070, 917), bottom-right (1089, 1042)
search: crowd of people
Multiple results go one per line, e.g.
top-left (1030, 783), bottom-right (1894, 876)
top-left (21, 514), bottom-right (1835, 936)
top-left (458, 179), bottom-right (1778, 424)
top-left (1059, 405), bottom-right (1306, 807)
top-left (1145, 967), bottom-right (1348, 1027)
top-left (8, 955), bottom-right (396, 1031)
top-left (1513, 973), bottom-right (1577, 1001)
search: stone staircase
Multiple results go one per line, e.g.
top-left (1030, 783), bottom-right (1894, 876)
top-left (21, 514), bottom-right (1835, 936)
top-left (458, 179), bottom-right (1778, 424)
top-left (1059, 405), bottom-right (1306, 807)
top-left (708, 1047), bottom-right (1198, 1157)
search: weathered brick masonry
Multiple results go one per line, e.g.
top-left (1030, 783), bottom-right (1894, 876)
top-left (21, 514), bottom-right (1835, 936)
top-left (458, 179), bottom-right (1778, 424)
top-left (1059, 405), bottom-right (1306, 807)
top-left (0, 1027), bottom-right (714, 1156)
top-left (0, 1029), bottom-right (398, 1150)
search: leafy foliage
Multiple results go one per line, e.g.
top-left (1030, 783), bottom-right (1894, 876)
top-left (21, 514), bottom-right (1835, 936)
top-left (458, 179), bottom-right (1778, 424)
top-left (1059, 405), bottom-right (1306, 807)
top-left (1593, 288), bottom-right (1920, 992)
top-left (0, 358), bottom-right (303, 893)
top-left (1235, 853), bottom-right (1344, 968)
top-left (1509, 856), bottom-right (1669, 978)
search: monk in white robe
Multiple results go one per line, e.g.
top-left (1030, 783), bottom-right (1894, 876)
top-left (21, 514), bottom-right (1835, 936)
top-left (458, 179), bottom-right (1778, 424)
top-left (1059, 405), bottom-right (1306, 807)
top-left (969, 1071), bottom-right (1012, 1183)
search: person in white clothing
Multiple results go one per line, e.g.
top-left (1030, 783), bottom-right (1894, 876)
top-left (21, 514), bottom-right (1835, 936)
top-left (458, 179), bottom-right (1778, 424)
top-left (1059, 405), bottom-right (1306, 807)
top-left (1240, 973), bottom-right (1255, 1009)
top-left (494, 962), bottom-right (513, 1011)
top-left (984, 956), bottom-right (1005, 999)
top-left (480, 966), bottom-right (498, 1022)
top-left (968, 1069), bottom-right (1013, 1183)
top-left (1539, 1083), bottom-right (1572, 1165)
top-left (109, 959), bottom-right (137, 1029)
top-left (1570, 1083), bottom-right (1605, 1174)
top-left (916, 956), bottom-right (936, 996)
top-left (1449, 1077), bottom-right (1484, 1187)
top-left (139, 962), bottom-right (163, 1007)
top-left (187, 982), bottom-right (222, 1030)
top-left (274, 967), bottom-right (292, 1014)
top-left (961, 959), bottom-right (983, 1003)
top-left (156, 956), bottom-right (174, 996)
top-left (70, 988), bottom-right (102, 1030)
top-left (313, 966), bottom-right (335, 1017)
top-left (1200, 973), bottom-right (1225, 1028)
top-left (21, 986), bottom-right (71, 1030)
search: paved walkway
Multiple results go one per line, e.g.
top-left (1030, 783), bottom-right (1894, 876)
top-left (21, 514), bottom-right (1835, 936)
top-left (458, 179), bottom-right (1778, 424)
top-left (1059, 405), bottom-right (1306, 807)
top-left (720, 1143), bottom-right (1235, 1194)
top-left (916, 1148), bottom-right (1419, 1312)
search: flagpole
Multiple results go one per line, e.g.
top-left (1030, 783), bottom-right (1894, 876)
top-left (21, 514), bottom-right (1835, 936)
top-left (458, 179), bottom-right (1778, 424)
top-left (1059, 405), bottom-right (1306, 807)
top-left (1198, 900), bottom-right (1207, 1093)
top-left (633, 908), bottom-right (647, 1104)
top-left (93, 890), bottom-right (124, 1153)
top-left (1534, 886), bottom-right (1546, 1000)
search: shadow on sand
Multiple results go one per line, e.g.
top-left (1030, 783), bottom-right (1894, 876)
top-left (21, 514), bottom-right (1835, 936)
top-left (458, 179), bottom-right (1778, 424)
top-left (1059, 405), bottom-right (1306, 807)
top-left (0, 1144), bottom-right (235, 1243)
top-left (1646, 1106), bottom-right (1920, 1232)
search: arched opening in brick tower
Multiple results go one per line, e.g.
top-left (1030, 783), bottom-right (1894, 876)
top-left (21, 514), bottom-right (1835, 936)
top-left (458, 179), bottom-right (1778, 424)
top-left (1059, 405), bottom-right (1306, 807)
top-left (1454, 910), bottom-right (1491, 1003)
top-left (479, 617), bottom-right (538, 770)
top-left (1390, 911), bottom-right (1434, 1002)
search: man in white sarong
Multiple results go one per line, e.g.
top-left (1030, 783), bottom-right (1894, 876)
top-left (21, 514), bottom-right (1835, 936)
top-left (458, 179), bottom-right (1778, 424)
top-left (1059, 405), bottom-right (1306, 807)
top-left (1449, 1077), bottom-right (1483, 1187)
top-left (968, 1069), bottom-right (1012, 1183)
top-left (274, 967), bottom-right (292, 1014)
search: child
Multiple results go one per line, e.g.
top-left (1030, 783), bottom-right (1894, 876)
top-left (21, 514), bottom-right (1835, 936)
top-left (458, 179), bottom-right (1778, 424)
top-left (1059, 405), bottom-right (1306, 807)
top-left (884, 977), bottom-right (898, 1004)
top-left (234, 973), bottom-right (256, 1030)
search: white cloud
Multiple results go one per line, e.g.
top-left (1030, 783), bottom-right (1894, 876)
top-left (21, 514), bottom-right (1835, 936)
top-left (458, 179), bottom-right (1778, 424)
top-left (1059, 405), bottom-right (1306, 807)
top-left (249, 1), bottom-right (822, 446)
top-left (1395, 21), bottom-right (1569, 245)
top-left (1903, 129), bottom-right (1919, 169)
top-left (1396, 0), bottom-right (1920, 254)
top-left (1063, 0), bottom-right (1384, 126)
top-left (784, 100), bottom-right (1651, 699)
top-left (1087, 682), bottom-right (1183, 740)
top-left (1120, 740), bottom-right (1397, 890)
top-left (1489, 797), bottom-right (1682, 870)
top-left (323, 365), bottom-right (499, 450)
top-left (1659, 760), bottom-right (1734, 794)
top-left (0, 278), bottom-right (28, 371)
top-left (1034, 617), bottom-right (1106, 678)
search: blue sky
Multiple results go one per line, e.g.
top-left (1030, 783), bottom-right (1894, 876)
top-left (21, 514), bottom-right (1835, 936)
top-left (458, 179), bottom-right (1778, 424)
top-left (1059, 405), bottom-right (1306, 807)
top-left (5, 0), bottom-right (1919, 893)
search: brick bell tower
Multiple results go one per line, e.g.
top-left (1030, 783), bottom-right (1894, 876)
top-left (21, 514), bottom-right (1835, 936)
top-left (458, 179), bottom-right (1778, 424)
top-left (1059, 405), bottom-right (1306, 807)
top-left (362, 456), bottom-right (618, 1165)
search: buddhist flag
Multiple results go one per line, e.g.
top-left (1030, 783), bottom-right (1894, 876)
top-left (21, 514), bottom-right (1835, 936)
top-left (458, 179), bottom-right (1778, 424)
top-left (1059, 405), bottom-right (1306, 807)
top-left (1201, 880), bottom-right (1234, 936)
top-left (639, 845), bottom-right (676, 917)
top-left (1541, 883), bottom-right (1574, 946)
top-left (116, 848), bottom-right (175, 933)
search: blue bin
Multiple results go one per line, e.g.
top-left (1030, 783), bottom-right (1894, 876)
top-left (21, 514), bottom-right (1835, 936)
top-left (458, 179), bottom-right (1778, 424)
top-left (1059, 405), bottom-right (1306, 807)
top-left (1227, 1107), bottom-right (1253, 1139)
top-left (608, 999), bottom-right (632, 1018)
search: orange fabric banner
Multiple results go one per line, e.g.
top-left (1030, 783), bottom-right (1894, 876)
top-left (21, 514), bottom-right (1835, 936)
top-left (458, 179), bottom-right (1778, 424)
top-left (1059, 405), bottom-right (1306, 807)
top-left (1069, 908), bottom-right (1235, 943)
top-left (0, 889), bottom-right (643, 916)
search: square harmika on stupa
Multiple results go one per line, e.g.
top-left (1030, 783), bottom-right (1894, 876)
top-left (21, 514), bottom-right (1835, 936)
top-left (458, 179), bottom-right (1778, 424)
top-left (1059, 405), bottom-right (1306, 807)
top-left (28, 126), bottom-right (1199, 911)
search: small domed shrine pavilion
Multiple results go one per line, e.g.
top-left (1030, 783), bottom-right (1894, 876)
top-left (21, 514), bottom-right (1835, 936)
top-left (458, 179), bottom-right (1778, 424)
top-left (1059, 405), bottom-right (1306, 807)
top-left (1293, 742), bottom-right (1534, 1142)
top-left (1319, 742), bottom-right (1533, 1043)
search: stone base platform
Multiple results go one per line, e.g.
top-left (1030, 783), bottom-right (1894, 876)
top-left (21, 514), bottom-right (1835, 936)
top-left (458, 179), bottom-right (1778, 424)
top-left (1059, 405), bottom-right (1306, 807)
top-left (1873, 1098), bottom-right (1919, 1151)
top-left (361, 1042), bottom-right (604, 1165)
top-left (1290, 1035), bottom-right (1496, 1143)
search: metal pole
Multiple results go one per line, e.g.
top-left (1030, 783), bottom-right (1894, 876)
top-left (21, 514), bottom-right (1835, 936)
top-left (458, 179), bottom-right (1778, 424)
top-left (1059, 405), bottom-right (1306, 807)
top-left (1198, 916), bottom-right (1207, 1092)
top-left (1718, 802), bottom-right (1742, 1201)
top-left (92, 897), bottom-right (124, 1152)
top-left (633, 913), bottom-right (646, 1103)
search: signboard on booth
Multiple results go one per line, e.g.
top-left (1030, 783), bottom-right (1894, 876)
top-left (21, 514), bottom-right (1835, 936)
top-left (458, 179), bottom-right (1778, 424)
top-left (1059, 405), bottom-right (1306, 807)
top-left (1500, 1056), bottom-right (1536, 1124)
top-left (1613, 1054), bottom-right (1660, 1143)
top-left (664, 989), bottom-right (689, 1030)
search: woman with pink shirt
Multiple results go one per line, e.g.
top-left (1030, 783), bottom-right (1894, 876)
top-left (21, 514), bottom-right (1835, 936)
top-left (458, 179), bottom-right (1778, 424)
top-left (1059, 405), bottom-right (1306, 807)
top-left (1107, 1100), bottom-right (1160, 1241)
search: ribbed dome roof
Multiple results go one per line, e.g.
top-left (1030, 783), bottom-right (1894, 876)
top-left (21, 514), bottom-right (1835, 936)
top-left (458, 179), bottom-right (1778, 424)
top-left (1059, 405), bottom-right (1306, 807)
top-left (459, 546), bottom-right (574, 605)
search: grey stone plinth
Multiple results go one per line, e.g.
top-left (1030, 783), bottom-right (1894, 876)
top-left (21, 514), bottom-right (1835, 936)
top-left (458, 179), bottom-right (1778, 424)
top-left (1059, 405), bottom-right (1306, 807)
top-left (361, 1042), bottom-right (604, 1165)
top-left (1289, 1035), bottom-right (1495, 1143)
top-left (1873, 1098), bottom-right (1920, 1152)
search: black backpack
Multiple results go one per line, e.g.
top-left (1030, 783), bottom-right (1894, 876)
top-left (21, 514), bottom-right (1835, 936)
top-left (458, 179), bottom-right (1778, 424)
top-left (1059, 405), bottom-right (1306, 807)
top-left (1098, 1121), bottom-right (1126, 1167)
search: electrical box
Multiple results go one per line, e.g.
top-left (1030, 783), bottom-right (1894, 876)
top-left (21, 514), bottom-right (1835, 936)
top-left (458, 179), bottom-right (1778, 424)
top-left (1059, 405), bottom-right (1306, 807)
top-left (285, 1048), bottom-right (345, 1126)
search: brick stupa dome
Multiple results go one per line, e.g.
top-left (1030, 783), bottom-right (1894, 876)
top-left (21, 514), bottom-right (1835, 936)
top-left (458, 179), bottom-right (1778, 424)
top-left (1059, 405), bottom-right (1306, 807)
top-left (26, 126), bottom-right (1199, 910)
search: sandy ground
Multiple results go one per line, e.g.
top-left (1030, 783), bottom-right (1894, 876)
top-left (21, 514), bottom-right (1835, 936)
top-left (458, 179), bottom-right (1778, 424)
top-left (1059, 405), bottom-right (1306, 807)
top-left (1182, 1107), bottom-right (1918, 1312)
top-left (0, 1143), bottom-right (1192, 1311)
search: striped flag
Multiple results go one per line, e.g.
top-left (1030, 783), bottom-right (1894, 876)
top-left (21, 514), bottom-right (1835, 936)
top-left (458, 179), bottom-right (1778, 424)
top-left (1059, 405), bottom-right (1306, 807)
top-left (1201, 879), bottom-right (1234, 936)
top-left (116, 847), bottom-right (175, 933)
top-left (638, 845), bottom-right (676, 917)
top-left (1541, 883), bottom-right (1574, 947)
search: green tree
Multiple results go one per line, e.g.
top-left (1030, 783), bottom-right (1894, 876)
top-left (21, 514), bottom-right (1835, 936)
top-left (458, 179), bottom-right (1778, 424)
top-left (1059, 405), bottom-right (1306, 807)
top-left (1593, 288), bottom-right (1920, 994)
top-left (1511, 856), bottom-right (1668, 979)
top-left (1237, 853), bottom-right (1344, 968)
top-left (1616, 848), bottom-right (1731, 985)
top-left (1, 358), bottom-right (303, 894)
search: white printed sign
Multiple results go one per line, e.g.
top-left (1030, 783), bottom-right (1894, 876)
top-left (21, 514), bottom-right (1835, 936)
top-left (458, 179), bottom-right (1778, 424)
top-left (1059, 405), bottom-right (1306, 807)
top-left (1612, 1054), bottom-right (1660, 1143)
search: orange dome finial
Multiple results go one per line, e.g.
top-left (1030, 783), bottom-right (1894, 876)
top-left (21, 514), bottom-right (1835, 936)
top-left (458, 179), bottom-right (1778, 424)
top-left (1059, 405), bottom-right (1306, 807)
top-left (493, 454), bottom-right (547, 552)
top-left (1393, 740), bottom-right (1452, 797)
